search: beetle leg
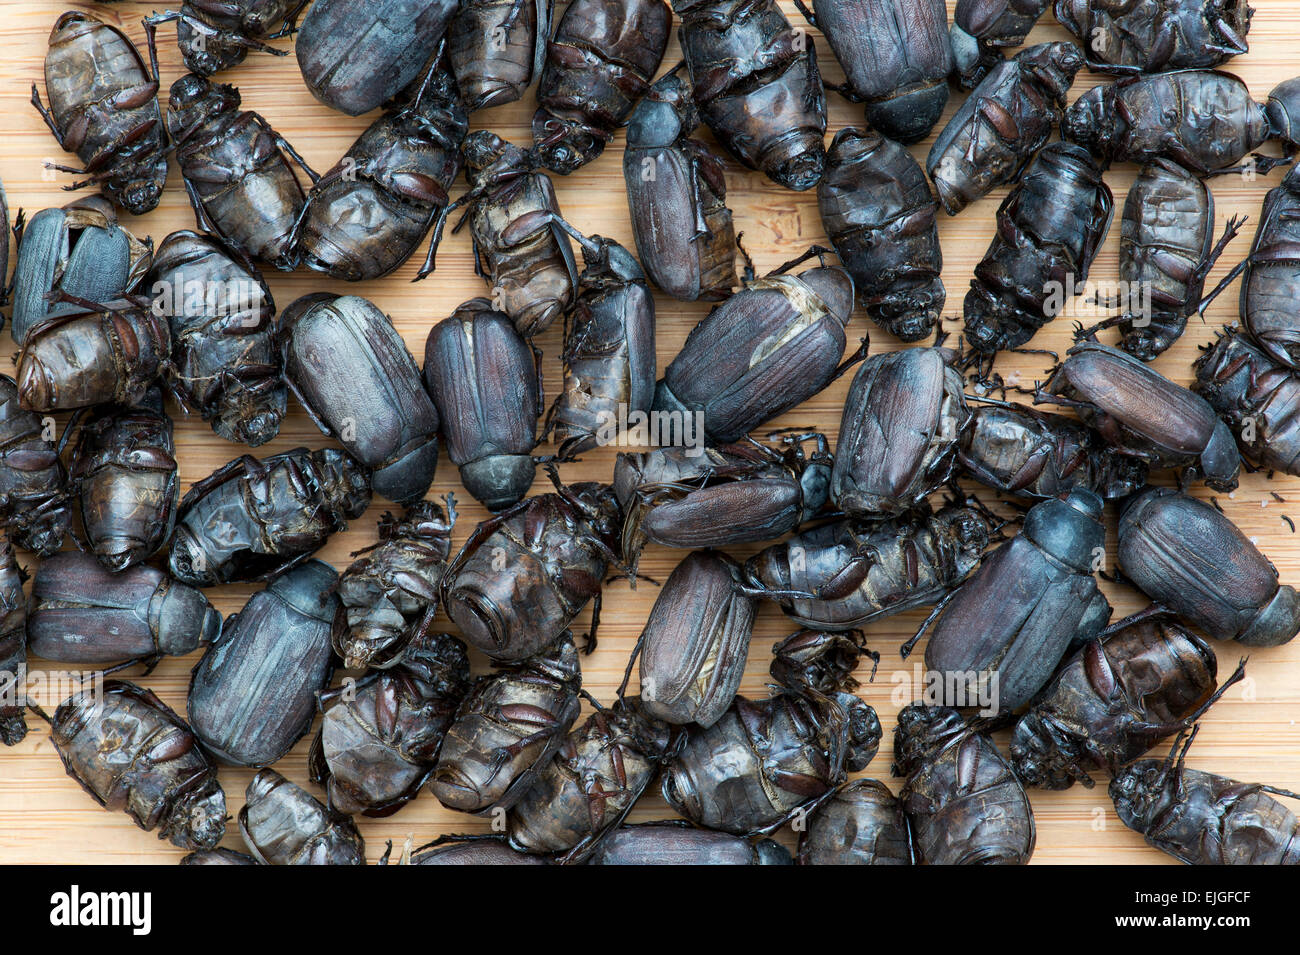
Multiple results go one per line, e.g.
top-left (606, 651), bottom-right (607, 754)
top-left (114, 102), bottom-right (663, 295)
top-left (735, 231), bottom-right (756, 284)
top-left (899, 589), bottom-right (957, 659)
top-left (830, 336), bottom-right (871, 382)
top-left (274, 134), bottom-right (320, 184)
top-left (179, 176), bottom-right (221, 237)
top-left (30, 84), bottom-right (66, 147)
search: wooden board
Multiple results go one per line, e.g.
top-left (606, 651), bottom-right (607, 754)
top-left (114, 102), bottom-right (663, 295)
top-left (1, 0), bottom-right (1298, 866)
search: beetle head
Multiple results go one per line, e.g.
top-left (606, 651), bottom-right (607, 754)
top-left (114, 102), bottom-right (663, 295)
top-left (168, 73), bottom-right (240, 139)
top-left (1061, 86), bottom-right (1116, 164)
top-left (892, 703), bottom-right (969, 777)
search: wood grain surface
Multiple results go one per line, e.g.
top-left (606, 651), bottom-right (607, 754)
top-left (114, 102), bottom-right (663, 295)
top-left (1, 0), bottom-right (1298, 866)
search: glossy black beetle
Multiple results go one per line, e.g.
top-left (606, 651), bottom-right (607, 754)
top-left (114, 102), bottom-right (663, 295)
top-left (448, 0), bottom-right (552, 112)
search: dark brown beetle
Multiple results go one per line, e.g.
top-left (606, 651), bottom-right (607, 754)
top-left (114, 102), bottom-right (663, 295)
top-left (964, 143), bottom-right (1114, 358)
top-left (532, 0), bottom-right (671, 174)
top-left (591, 822), bottom-right (792, 865)
top-left (0, 375), bottom-right (72, 555)
top-left (188, 560), bottom-right (339, 767)
top-left (430, 631), bottom-right (582, 813)
top-left (291, 64), bottom-right (468, 282)
top-left (27, 552), bottom-right (220, 668)
top-left (794, 0), bottom-right (951, 145)
top-left (1038, 339), bottom-right (1240, 490)
top-left (674, 0), bottom-right (828, 191)
top-left (169, 447), bottom-right (371, 587)
top-left (310, 630), bottom-right (471, 816)
top-left (818, 128), bottom-right (944, 343)
top-left (46, 680), bottom-right (226, 851)
top-left (614, 436), bottom-right (830, 572)
top-left (441, 475), bottom-right (620, 661)
top-left (1193, 325), bottom-right (1300, 475)
top-left (70, 389), bottom-right (178, 572)
top-left (1056, 0), bottom-right (1251, 74)
top-left (1227, 163), bottom-right (1300, 370)
top-left (546, 230), bottom-right (656, 461)
top-left (950, 0), bottom-right (1051, 87)
top-left (180, 847), bottom-right (260, 865)
top-left (145, 0), bottom-right (309, 76)
top-left (623, 69), bottom-right (738, 303)
top-left (796, 778), bottom-right (915, 866)
top-left (394, 836), bottom-right (549, 865)
top-left (893, 703), bottom-right (1035, 865)
top-left (831, 347), bottom-right (969, 519)
top-left (17, 296), bottom-right (171, 413)
top-left (508, 696), bottom-right (677, 862)
top-left (280, 293), bottom-right (441, 505)
top-left (1111, 728), bottom-right (1300, 864)
top-left (654, 255), bottom-right (857, 446)
top-left (1119, 487), bottom-right (1300, 648)
top-left (32, 12), bottom-right (169, 216)
top-left (449, 0), bottom-right (552, 112)
top-left (296, 0), bottom-right (459, 116)
top-left (927, 42), bottom-right (1083, 216)
top-left (958, 401), bottom-right (1149, 500)
top-left (424, 299), bottom-right (539, 511)
top-left (431, 131), bottom-right (576, 337)
top-left (147, 230), bottom-right (284, 448)
top-left (335, 500), bottom-right (456, 670)
top-left (0, 541), bottom-right (26, 746)
top-left (168, 73), bottom-right (317, 270)
top-left (746, 503), bottom-right (994, 633)
top-left (239, 769), bottom-right (365, 865)
top-left (662, 631), bottom-right (882, 836)
top-left (1011, 608), bottom-right (1244, 790)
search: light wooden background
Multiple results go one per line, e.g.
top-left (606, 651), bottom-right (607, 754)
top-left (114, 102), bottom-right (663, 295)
top-left (1, 0), bottom-right (1297, 865)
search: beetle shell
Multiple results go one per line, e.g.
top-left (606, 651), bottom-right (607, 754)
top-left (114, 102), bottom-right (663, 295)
top-left (1119, 487), bottom-right (1300, 647)
top-left (591, 823), bottom-right (792, 865)
top-left (149, 0), bottom-right (310, 76)
top-left (0, 541), bottom-right (27, 746)
top-left (449, 0), bottom-right (552, 112)
top-left (0, 375), bottom-right (71, 555)
top-left (1056, 0), bottom-right (1251, 73)
top-left (28, 552), bottom-right (220, 666)
top-left (1237, 163), bottom-right (1300, 369)
top-left (424, 299), bottom-right (538, 511)
top-left (189, 560), bottom-right (339, 766)
top-left (796, 778), bottom-right (914, 865)
top-left (239, 769), bottom-right (365, 865)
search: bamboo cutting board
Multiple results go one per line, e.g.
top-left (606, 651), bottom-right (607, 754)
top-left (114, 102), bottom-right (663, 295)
top-left (1, 0), bottom-right (1298, 866)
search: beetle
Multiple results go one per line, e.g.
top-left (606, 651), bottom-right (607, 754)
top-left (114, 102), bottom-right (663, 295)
top-left (335, 500), bottom-right (456, 670)
top-left (27, 552), bottom-right (220, 669)
top-left (168, 73), bottom-right (317, 270)
top-left (795, 778), bottom-right (915, 866)
top-left (1119, 487), bottom-right (1300, 647)
top-left (1010, 608), bottom-right (1244, 790)
top-left (623, 69), bottom-right (739, 303)
top-left (1056, 0), bottom-right (1252, 74)
top-left (794, 0), bottom-right (951, 145)
top-left (10, 196), bottom-right (152, 346)
top-left (70, 389), bottom-right (178, 572)
top-left (745, 503), bottom-right (994, 633)
top-left (546, 230), bottom-right (656, 461)
top-left (1037, 339), bottom-right (1241, 491)
top-left (927, 42), bottom-right (1084, 216)
top-left (911, 488), bottom-right (1112, 716)
top-left (239, 769), bottom-right (365, 865)
top-left (169, 447), bottom-right (371, 587)
top-left (591, 822), bottom-right (792, 865)
top-left (147, 230), bottom-right (284, 448)
top-left (280, 293), bottom-right (441, 505)
top-left (291, 63), bottom-right (468, 282)
top-left (145, 0), bottom-right (308, 76)
top-left (507, 696), bottom-right (678, 862)
top-left (818, 128), bottom-right (944, 343)
top-left (423, 298), bottom-right (538, 511)
top-left (296, 0), bottom-right (459, 116)
top-left (674, 0), bottom-right (827, 191)
top-left (440, 474), bottom-right (620, 662)
top-left (1193, 325), bottom-right (1300, 476)
top-left (949, 0), bottom-right (1051, 87)
top-left (181, 848), bottom-right (259, 865)
top-left (45, 680), bottom-right (226, 851)
top-left (188, 560), bottom-right (339, 767)
top-left (614, 435), bottom-right (830, 572)
top-left (893, 703), bottom-right (1035, 865)
top-left (0, 375), bottom-right (72, 556)
top-left (431, 131), bottom-right (576, 337)
top-left (831, 347), bottom-right (969, 519)
top-left (430, 631), bottom-right (582, 813)
top-left (31, 12), bottom-right (169, 217)
top-left (17, 296), bottom-right (171, 413)
top-left (396, 836), bottom-right (550, 865)
top-left (449, 0), bottom-right (552, 112)
top-left (662, 630), bottom-right (882, 836)
top-left (654, 254), bottom-right (857, 446)
top-left (964, 143), bottom-right (1114, 358)
top-left (311, 630), bottom-right (471, 817)
top-left (0, 541), bottom-right (27, 746)
top-left (532, 0), bottom-right (671, 174)
top-left (958, 400), bottom-right (1149, 500)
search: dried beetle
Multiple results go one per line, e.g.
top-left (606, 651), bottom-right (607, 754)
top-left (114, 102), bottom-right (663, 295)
top-left (1056, 0), bottom-right (1251, 74)
top-left (397, 836), bottom-right (549, 864)
top-left (239, 769), bottom-right (365, 865)
top-left (796, 778), bottom-right (915, 866)
top-left (950, 0), bottom-right (1051, 86)
top-left (1229, 163), bottom-right (1300, 370)
top-left (180, 848), bottom-right (259, 865)
top-left (145, 0), bottom-right (308, 76)
top-left (449, 0), bottom-right (552, 112)
top-left (0, 541), bottom-right (26, 746)
top-left (0, 375), bottom-right (72, 556)
top-left (591, 822), bottom-right (792, 865)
